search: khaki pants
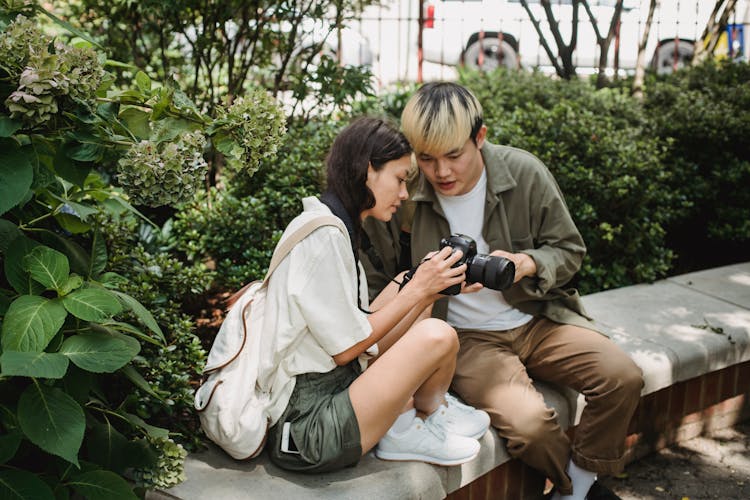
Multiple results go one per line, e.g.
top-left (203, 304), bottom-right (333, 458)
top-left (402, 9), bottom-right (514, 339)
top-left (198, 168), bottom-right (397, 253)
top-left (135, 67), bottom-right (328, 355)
top-left (451, 318), bottom-right (643, 495)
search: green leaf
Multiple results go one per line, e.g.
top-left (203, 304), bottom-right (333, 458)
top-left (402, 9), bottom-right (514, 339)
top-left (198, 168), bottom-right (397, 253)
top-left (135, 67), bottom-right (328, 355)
top-left (62, 288), bottom-right (122, 322)
top-left (59, 333), bottom-right (139, 373)
top-left (86, 421), bottom-right (130, 473)
top-left (68, 470), bottom-right (138, 500)
top-left (36, 7), bottom-right (103, 50)
top-left (55, 212), bottom-right (92, 234)
top-left (0, 139), bottom-right (33, 216)
top-left (0, 351), bottom-right (69, 378)
top-left (66, 142), bottom-right (103, 162)
top-left (151, 117), bottom-right (192, 144)
top-left (0, 431), bottom-right (22, 464)
top-left (1, 296), bottom-right (67, 352)
top-left (23, 246), bottom-right (70, 292)
top-left (120, 364), bottom-right (161, 398)
top-left (54, 143), bottom-right (90, 187)
top-left (60, 274), bottom-right (84, 296)
top-left (0, 117), bottom-right (22, 137)
top-left (38, 229), bottom-right (91, 277)
top-left (119, 107), bottom-right (151, 139)
top-left (18, 383), bottom-right (85, 466)
top-left (99, 321), bottom-right (160, 346)
top-left (111, 291), bottom-right (164, 343)
top-left (0, 219), bottom-right (21, 255)
top-left (119, 411), bottom-right (169, 439)
top-left (89, 230), bottom-right (107, 278)
top-left (4, 237), bottom-right (43, 295)
top-left (0, 470), bottom-right (55, 500)
top-left (135, 71), bottom-right (152, 94)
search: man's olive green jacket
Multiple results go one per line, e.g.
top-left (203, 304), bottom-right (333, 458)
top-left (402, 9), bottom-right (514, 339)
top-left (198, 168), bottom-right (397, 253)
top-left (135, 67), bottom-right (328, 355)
top-left (361, 141), bottom-right (596, 331)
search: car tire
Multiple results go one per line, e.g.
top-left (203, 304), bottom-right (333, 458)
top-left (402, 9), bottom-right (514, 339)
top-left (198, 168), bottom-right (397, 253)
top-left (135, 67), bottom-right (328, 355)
top-left (462, 37), bottom-right (519, 71)
top-left (651, 39), bottom-right (694, 74)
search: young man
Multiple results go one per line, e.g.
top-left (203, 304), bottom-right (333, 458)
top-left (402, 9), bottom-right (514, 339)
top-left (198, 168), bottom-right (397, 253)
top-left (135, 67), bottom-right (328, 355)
top-left (361, 82), bottom-right (643, 500)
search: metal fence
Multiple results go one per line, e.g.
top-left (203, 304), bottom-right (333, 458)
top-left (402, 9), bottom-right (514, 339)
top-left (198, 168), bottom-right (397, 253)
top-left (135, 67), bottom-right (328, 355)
top-left (336, 0), bottom-right (749, 89)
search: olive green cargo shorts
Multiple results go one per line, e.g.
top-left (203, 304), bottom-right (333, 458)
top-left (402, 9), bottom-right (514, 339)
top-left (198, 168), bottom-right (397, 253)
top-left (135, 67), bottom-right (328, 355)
top-left (268, 361), bottom-right (362, 473)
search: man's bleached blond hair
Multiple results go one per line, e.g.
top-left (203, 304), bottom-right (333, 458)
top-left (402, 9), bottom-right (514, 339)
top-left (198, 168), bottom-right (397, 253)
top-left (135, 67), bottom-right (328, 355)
top-left (401, 82), bottom-right (483, 156)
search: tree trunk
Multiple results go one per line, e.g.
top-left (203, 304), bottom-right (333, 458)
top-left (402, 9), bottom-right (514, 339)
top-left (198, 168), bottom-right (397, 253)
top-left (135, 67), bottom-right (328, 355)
top-left (632, 0), bottom-right (658, 100)
top-left (694, 0), bottom-right (739, 64)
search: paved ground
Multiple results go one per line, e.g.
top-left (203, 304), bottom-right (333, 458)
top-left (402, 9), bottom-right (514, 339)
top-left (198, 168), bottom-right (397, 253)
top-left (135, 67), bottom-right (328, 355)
top-left (597, 421), bottom-right (750, 500)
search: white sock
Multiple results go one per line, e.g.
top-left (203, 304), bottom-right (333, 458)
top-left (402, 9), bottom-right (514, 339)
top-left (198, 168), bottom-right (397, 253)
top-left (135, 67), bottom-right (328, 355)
top-left (389, 408), bottom-right (416, 434)
top-left (552, 459), bottom-right (597, 500)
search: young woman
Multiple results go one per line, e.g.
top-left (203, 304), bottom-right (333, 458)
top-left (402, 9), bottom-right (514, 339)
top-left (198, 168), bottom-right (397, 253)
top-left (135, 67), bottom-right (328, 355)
top-left (261, 117), bottom-right (489, 473)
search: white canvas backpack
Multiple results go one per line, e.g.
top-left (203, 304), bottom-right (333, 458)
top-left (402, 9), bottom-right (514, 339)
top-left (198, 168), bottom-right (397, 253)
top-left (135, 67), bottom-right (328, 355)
top-left (194, 214), bottom-right (344, 460)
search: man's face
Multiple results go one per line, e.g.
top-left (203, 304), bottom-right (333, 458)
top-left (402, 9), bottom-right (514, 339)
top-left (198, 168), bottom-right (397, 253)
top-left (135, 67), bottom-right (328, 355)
top-left (415, 125), bottom-right (486, 196)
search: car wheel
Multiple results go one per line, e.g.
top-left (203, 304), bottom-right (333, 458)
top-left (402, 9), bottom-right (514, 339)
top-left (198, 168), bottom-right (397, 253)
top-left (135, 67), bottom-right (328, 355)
top-left (462, 37), bottom-right (519, 71)
top-left (651, 39), bottom-right (694, 75)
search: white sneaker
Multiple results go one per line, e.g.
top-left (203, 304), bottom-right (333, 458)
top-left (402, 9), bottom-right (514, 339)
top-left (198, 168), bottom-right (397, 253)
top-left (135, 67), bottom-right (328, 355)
top-left (428, 393), bottom-right (490, 440)
top-left (374, 416), bottom-right (480, 466)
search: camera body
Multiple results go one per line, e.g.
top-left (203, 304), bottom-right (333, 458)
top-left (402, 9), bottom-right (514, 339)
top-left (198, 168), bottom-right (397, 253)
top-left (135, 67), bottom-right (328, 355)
top-left (400, 234), bottom-right (516, 295)
top-left (439, 234), bottom-right (515, 295)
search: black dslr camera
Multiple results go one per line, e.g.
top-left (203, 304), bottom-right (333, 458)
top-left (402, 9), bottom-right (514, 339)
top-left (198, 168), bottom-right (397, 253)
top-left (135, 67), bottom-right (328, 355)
top-left (400, 234), bottom-right (516, 295)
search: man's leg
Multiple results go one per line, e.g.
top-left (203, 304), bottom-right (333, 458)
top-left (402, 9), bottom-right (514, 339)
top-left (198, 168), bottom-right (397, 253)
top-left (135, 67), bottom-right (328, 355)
top-left (521, 319), bottom-right (644, 497)
top-left (451, 326), bottom-right (575, 495)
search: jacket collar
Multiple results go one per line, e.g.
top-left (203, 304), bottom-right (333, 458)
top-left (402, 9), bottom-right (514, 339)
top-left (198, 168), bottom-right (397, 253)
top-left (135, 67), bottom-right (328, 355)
top-left (411, 141), bottom-right (517, 204)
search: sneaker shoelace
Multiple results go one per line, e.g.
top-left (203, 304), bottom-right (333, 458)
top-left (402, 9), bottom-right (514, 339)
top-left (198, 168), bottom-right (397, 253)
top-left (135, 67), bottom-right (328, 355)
top-left (422, 414), bottom-right (448, 441)
top-left (445, 393), bottom-right (475, 415)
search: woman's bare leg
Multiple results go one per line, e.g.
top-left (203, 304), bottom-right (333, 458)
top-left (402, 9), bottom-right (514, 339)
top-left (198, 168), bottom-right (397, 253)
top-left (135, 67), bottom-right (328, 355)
top-left (348, 318), bottom-right (458, 453)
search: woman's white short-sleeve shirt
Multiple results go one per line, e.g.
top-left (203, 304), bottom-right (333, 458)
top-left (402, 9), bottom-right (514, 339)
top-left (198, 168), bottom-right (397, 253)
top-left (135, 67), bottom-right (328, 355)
top-left (261, 197), bottom-right (375, 423)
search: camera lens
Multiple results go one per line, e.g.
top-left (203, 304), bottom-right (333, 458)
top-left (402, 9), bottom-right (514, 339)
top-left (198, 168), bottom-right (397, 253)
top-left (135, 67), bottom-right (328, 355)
top-left (467, 254), bottom-right (515, 290)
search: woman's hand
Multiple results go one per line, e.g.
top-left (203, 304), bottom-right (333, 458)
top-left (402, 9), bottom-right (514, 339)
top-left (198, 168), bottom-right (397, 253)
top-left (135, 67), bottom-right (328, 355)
top-left (409, 246), bottom-right (467, 300)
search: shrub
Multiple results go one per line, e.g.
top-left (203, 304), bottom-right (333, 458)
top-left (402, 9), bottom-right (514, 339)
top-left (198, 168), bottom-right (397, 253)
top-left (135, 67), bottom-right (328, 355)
top-left (643, 60), bottom-right (750, 272)
top-left (461, 70), bottom-right (679, 293)
top-left (173, 120), bottom-right (336, 290)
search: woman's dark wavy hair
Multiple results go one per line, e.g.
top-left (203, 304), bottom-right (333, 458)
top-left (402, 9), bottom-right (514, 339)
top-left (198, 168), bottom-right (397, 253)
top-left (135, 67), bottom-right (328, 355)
top-left (325, 116), bottom-right (412, 232)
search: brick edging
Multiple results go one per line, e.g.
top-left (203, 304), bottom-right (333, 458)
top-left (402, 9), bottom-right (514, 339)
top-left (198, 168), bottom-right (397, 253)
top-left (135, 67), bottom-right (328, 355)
top-left (448, 361), bottom-right (750, 500)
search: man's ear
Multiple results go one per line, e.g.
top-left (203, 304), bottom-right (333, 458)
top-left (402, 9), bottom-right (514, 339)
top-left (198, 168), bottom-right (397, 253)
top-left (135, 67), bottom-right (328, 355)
top-left (475, 125), bottom-right (488, 149)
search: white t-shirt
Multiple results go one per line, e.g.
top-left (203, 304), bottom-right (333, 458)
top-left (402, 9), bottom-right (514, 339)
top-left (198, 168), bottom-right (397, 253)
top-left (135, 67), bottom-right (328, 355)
top-left (436, 169), bottom-right (532, 331)
top-left (261, 197), bottom-right (376, 423)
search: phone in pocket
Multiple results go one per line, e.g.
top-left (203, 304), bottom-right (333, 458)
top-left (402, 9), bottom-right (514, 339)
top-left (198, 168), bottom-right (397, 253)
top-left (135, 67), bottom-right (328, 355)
top-left (280, 422), bottom-right (301, 454)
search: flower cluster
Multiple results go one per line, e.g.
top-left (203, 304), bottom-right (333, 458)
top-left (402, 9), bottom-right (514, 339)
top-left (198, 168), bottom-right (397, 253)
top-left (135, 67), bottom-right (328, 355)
top-left (0, 14), bottom-right (44, 75)
top-left (57, 43), bottom-right (106, 105)
top-left (132, 436), bottom-right (188, 490)
top-left (216, 88), bottom-right (286, 179)
top-left (117, 131), bottom-right (209, 207)
top-left (5, 54), bottom-right (69, 126)
top-left (1, 15), bottom-right (105, 128)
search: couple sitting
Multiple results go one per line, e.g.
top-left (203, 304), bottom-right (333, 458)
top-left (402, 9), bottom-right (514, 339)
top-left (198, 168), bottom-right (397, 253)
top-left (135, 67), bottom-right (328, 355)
top-left (260, 82), bottom-right (643, 500)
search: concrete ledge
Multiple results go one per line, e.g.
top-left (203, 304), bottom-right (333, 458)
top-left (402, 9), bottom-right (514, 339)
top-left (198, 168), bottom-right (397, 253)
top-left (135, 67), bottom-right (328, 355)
top-left (155, 262), bottom-right (750, 500)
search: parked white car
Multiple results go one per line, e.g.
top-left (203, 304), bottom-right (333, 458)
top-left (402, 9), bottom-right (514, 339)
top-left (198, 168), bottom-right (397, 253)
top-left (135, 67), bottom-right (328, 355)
top-left (419, 0), bottom-right (749, 74)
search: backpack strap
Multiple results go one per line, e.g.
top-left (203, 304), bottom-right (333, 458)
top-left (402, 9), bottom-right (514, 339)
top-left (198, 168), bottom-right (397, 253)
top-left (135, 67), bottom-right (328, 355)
top-left (264, 214), bottom-right (344, 282)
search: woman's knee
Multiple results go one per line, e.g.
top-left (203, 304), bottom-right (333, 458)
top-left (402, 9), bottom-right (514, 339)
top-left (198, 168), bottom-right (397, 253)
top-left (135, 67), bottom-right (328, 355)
top-left (411, 318), bottom-right (458, 355)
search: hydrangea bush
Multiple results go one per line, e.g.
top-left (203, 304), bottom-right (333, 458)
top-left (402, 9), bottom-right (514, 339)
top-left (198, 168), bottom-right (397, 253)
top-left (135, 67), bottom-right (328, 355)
top-left (0, 5), bottom-right (283, 497)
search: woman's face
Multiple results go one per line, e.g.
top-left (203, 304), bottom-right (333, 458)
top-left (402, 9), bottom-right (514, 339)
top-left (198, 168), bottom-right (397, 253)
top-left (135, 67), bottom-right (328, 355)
top-left (361, 154), bottom-right (411, 222)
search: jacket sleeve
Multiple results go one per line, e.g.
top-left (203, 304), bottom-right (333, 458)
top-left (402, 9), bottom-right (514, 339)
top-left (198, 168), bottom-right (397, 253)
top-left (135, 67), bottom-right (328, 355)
top-left (517, 169), bottom-right (586, 297)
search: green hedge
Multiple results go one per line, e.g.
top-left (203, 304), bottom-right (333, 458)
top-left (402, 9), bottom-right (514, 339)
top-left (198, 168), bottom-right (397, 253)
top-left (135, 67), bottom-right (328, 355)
top-left (171, 61), bottom-right (749, 299)
top-left (642, 60), bottom-right (750, 272)
top-left (461, 70), bottom-right (680, 293)
top-left (173, 120), bottom-right (336, 289)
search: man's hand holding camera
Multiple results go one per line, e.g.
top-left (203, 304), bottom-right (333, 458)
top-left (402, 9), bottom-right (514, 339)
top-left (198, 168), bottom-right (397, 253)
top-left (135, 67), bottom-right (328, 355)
top-left (488, 250), bottom-right (537, 283)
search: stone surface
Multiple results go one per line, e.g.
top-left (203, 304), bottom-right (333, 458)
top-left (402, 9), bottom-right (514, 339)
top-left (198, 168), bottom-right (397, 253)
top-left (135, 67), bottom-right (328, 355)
top-left (156, 262), bottom-right (750, 500)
